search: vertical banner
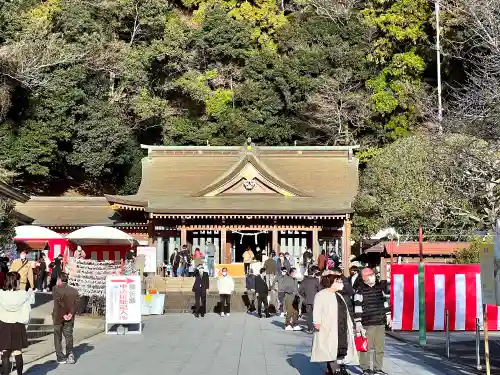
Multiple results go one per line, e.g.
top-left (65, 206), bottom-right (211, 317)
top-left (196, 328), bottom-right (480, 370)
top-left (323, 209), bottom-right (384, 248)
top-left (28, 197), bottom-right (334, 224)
top-left (137, 246), bottom-right (157, 273)
top-left (481, 244), bottom-right (496, 305)
top-left (105, 275), bottom-right (142, 327)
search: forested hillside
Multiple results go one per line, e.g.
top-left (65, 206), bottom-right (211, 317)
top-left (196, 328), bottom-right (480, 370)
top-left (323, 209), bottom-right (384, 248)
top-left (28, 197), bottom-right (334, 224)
top-left (0, 0), bottom-right (498, 237)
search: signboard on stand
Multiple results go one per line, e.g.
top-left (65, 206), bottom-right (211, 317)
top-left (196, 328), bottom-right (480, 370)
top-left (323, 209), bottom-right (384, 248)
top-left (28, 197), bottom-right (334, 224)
top-left (137, 246), bottom-right (157, 273)
top-left (105, 275), bottom-right (142, 334)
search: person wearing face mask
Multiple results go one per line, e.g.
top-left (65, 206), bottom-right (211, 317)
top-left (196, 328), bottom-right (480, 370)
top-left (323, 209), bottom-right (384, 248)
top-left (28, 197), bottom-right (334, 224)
top-left (217, 268), bottom-right (235, 317)
top-left (192, 265), bottom-right (209, 317)
top-left (9, 251), bottom-right (34, 291)
top-left (354, 268), bottom-right (390, 375)
top-left (311, 271), bottom-right (358, 375)
top-left (271, 267), bottom-right (288, 317)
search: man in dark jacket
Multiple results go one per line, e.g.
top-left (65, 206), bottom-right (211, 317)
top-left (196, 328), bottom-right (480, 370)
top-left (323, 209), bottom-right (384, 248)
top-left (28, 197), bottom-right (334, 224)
top-left (245, 269), bottom-right (256, 312)
top-left (170, 248), bottom-right (180, 277)
top-left (354, 267), bottom-right (391, 375)
top-left (192, 265), bottom-right (209, 317)
top-left (255, 268), bottom-right (271, 318)
top-left (52, 272), bottom-right (79, 364)
top-left (299, 265), bottom-right (320, 333)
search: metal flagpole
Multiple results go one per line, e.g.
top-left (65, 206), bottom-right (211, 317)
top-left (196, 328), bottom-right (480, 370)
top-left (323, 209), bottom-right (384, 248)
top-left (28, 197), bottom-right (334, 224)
top-left (418, 225), bottom-right (427, 345)
top-left (435, 0), bottom-right (443, 133)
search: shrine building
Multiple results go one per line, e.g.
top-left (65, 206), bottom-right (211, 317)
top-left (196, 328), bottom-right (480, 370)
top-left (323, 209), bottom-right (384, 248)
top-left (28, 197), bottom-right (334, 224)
top-left (16, 142), bottom-right (359, 274)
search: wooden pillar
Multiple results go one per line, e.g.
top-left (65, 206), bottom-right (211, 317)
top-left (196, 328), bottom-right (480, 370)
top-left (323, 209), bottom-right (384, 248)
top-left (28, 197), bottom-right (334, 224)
top-left (180, 225), bottom-right (187, 247)
top-left (343, 219), bottom-right (351, 277)
top-left (147, 218), bottom-right (155, 246)
top-left (380, 257), bottom-right (387, 280)
top-left (312, 227), bottom-right (319, 260)
top-left (272, 228), bottom-right (279, 254)
top-left (221, 227), bottom-right (227, 265)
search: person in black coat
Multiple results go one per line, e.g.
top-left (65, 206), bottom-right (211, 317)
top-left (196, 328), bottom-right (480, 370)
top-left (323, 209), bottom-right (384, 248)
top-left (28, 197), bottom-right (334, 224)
top-left (192, 265), bottom-right (209, 317)
top-left (255, 268), bottom-right (271, 318)
top-left (299, 266), bottom-right (321, 333)
top-left (170, 248), bottom-right (181, 277)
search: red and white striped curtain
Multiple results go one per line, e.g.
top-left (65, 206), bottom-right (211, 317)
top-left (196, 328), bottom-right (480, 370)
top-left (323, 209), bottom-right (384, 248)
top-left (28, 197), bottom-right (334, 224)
top-left (390, 264), bottom-right (500, 331)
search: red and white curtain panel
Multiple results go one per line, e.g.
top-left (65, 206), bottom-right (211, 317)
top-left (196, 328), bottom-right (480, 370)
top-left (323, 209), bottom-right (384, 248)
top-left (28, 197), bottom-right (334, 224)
top-left (391, 264), bottom-right (500, 331)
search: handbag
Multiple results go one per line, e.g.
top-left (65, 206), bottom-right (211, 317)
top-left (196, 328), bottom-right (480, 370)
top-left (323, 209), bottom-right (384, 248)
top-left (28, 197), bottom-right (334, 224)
top-left (355, 334), bottom-right (368, 352)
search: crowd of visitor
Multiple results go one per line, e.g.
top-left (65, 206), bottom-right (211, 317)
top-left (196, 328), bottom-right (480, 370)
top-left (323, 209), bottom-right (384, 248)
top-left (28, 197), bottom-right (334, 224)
top-left (0, 250), bottom-right (79, 375)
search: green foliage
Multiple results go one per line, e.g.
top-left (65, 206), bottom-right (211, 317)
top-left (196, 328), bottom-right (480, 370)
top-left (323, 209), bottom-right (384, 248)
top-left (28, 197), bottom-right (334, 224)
top-left (353, 134), bottom-right (480, 238)
top-left (0, 198), bottom-right (16, 250)
top-left (362, 0), bottom-right (430, 140)
top-left (454, 236), bottom-right (493, 265)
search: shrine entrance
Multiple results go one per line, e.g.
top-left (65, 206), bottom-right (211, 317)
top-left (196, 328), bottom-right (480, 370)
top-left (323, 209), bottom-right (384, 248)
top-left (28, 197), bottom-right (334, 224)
top-left (231, 231), bottom-right (269, 263)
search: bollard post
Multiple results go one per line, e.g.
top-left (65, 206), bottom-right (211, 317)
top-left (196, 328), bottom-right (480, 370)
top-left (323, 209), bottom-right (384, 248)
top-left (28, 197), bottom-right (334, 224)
top-left (445, 310), bottom-right (450, 358)
top-left (476, 318), bottom-right (483, 370)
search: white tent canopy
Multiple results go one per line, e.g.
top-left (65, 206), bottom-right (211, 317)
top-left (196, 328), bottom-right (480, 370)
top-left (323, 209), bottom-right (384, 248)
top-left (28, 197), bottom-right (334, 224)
top-left (66, 226), bottom-right (136, 245)
top-left (14, 225), bottom-right (64, 240)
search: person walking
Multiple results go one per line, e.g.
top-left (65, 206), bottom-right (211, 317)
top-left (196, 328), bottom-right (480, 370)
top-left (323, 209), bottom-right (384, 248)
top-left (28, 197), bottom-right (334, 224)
top-left (264, 253), bottom-right (278, 310)
top-left (205, 240), bottom-right (216, 277)
top-left (242, 247), bottom-right (254, 275)
top-left (282, 268), bottom-right (301, 331)
top-left (35, 254), bottom-right (48, 292)
top-left (299, 265), bottom-right (321, 333)
top-left (9, 251), bottom-right (34, 291)
top-left (52, 272), bottom-right (79, 364)
top-left (271, 267), bottom-right (288, 316)
top-left (0, 272), bottom-right (34, 375)
top-left (170, 248), bottom-right (180, 277)
top-left (179, 246), bottom-right (191, 277)
top-left (354, 268), bottom-right (391, 375)
top-left (255, 268), bottom-right (271, 318)
top-left (245, 269), bottom-right (256, 312)
top-left (317, 250), bottom-right (327, 272)
top-left (217, 267), bottom-right (234, 317)
top-left (192, 265), bottom-right (209, 317)
top-left (311, 272), bottom-right (358, 375)
top-left (49, 254), bottom-right (63, 291)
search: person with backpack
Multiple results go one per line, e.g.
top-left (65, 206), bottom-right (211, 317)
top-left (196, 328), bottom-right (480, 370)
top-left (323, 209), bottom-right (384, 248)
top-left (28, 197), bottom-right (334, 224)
top-left (9, 252), bottom-right (34, 291)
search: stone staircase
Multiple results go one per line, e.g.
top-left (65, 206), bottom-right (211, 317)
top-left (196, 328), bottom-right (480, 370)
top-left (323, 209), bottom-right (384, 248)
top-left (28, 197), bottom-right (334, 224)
top-left (26, 317), bottom-right (54, 344)
top-left (145, 276), bottom-right (271, 314)
top-left (148, 276), bottom-right (247, 293)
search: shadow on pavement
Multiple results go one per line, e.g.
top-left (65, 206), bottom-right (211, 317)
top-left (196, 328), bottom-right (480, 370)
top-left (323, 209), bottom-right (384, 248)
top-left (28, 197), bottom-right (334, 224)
top-left (271, 320), bottom-right (285, 329)
top-left (25, 360), bottom-right (59, 375)
top-left (386, 338), bottom-right (481, 375)
top-left (73, 343), bottom-right (95, 361)
top-left (287, 353), bottom-right (320, 375)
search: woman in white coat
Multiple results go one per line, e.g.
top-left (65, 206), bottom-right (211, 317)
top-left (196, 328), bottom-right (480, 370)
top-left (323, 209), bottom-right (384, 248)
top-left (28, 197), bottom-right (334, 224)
top-left (311, 271), bottom-right (358, 375)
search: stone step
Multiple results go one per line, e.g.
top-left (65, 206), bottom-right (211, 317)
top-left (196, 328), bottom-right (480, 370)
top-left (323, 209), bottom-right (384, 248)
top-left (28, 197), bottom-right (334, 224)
top-left (162, 292), bottom-right (281, 314)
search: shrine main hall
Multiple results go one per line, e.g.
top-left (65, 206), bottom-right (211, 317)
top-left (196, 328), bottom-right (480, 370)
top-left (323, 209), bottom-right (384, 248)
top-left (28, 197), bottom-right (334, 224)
top-left (17, 142), bottom-right (359, 273)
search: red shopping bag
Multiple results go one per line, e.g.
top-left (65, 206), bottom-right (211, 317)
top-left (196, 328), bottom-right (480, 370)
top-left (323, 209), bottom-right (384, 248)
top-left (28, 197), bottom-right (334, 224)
top-left (355, 334), bottom-right (368, 352)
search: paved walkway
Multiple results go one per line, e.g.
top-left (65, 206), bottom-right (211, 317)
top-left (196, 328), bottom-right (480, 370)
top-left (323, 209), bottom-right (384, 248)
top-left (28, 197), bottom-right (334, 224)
top-left (23, 314), bottom-right (472, 375)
